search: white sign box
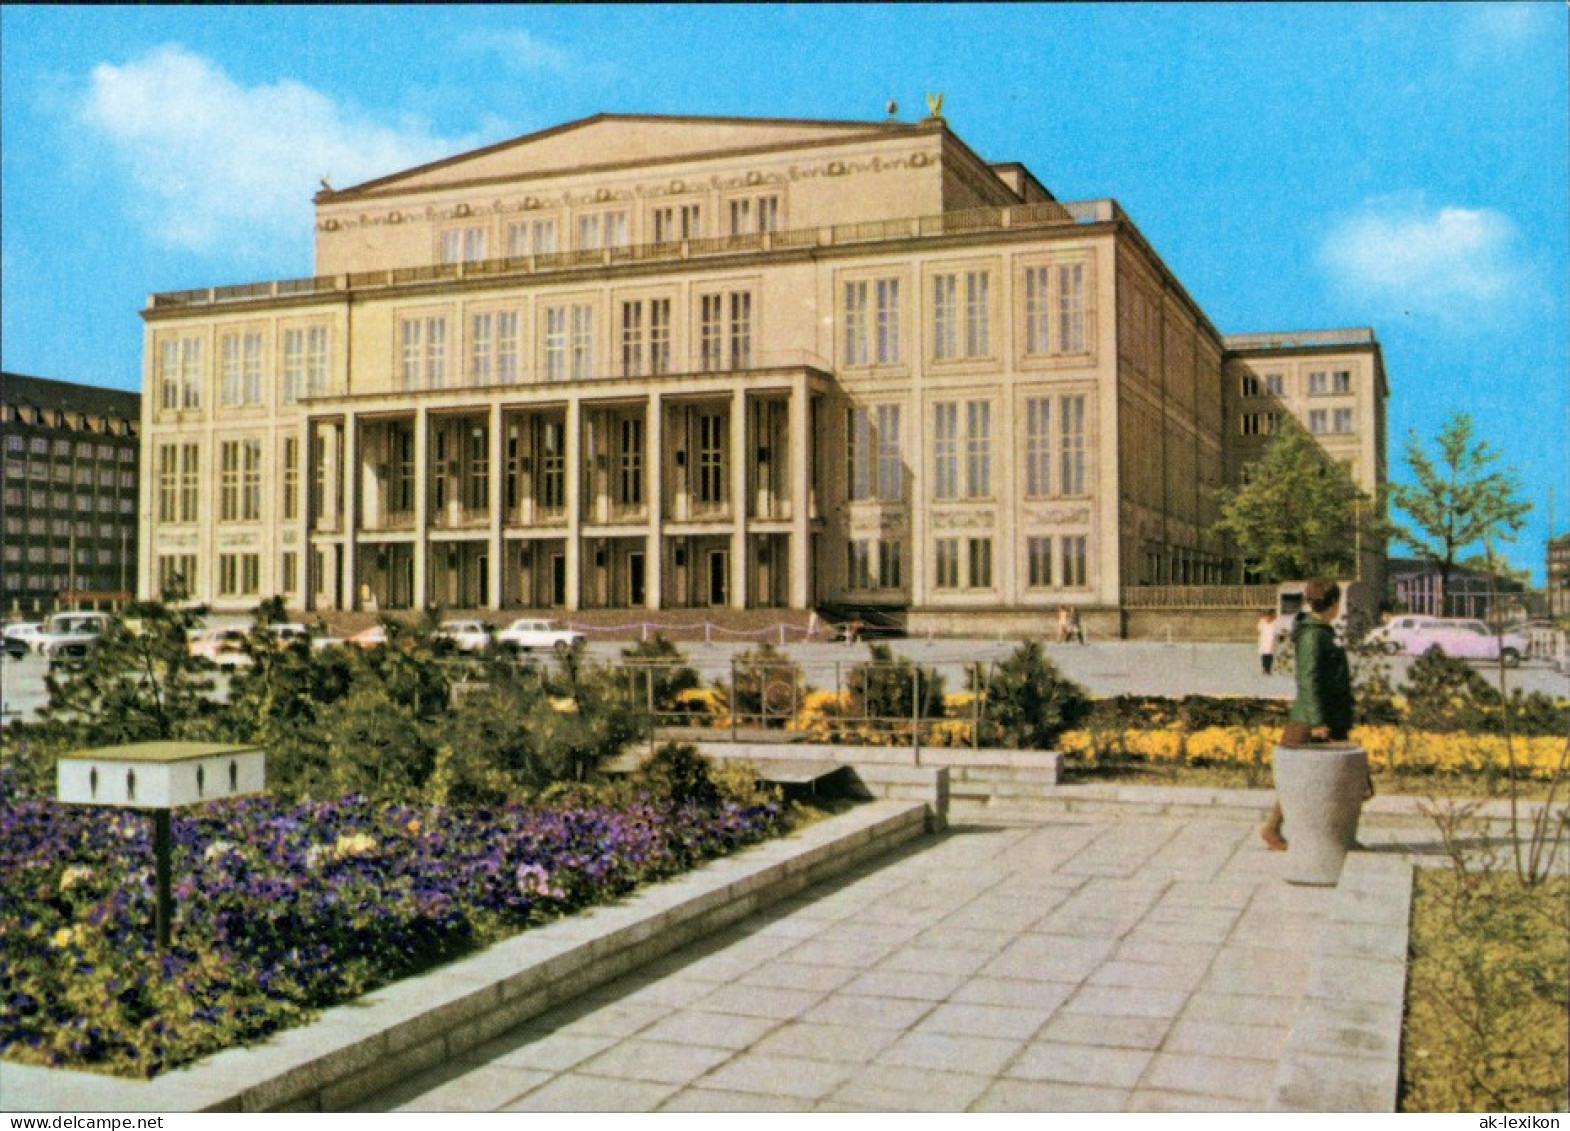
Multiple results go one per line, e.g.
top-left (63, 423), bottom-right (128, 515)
top-left (57, 742), bottom-right (266, 809)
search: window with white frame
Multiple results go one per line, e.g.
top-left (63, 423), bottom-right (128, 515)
top-left (219, 552), bottom-right (261, 597)
top-left (469, 310), bottom-right (519, 385)
top-left (1265, 373), bottom-right (1285, 396)
top-left (1061, 535), bottom-right (1088, 587)
top-left (576, 211), bottom-right (628, 251)
top-left (699, 291), bottom-right (752, 371)
top-left (618, 417), bottom-right (644, 507)
top-left (399, 316), bottom-right (448, 390)
top-left (620, 298), bottom-right (672, 377)
top-left (1060, 395), bottom-right (1087, 495)
top-left (934, 538), bottom-right (960, 590)
top-left (219, 441), bottom-right (241, 522)
top-left (728, 194), bottom-right (780, 235)
top-left (1308, 371), bottom-right (1329, 396)
top-left (933, 403), bottom-right (959, 500)
top-left (1057, 263), bottom-right (1086, 352)
top-left (178, 444), bottom-right (200, 522)
top-left (933, 270), bottom-right (990, 360)
top-left (696, 412), bottom-right (726, 506)
top-left (283, 326), bottom-right (330, 402)
top-left (543, 304), bottom-right (595, 381)
top-left (1025, 397), bottom-right (1051, 498)
top-left (653, 203), bottom-right (702, 242)
top-left (159, 338), bottom-right (203, 411)
top-left (968, 538), bottom-right (993, 589)
top-left (507, 218), bottom-right (558, 257)
top-left (965, 401), bottom-right (992, 498)
top-left (1025, 262), bottom-right (1089, 356)
top-left (844, 282), bottom-right (869, 367)
top-left (439, 227), bottom-right (487, 264)
top-left (158, 444), bottom-right (179, 522)
top-left (1309, 409), bottom-right (1329, 434)
top-left (539, 420), bottom-right (566, 509)
top-left (241, 438), bottom-right (262, 521)
top-left (846, 404), bottom-right (903, 503)
top-left (282, 436), bottom-right (299, 521)
top-left (220, 331), bottom-right (263, 406)
top-left (1332, 369), bottom-right (1352, 394)
top-left (1027, 536), bottom-right (1053, 588)
top-left (1333, 407), bottom-right (1355, 434)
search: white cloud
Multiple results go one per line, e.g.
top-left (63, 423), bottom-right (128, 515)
top-left (1317, 197), bottom-right (1526, 324)
top-left (1457, 2), bottom-right (1543, 58)
top-left (78, 45), bottom-right (472, 260)
top-left (459, 28), bottom-right (576, 75)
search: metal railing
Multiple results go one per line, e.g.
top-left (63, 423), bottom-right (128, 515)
top-left (1123, 585), bottom-right (1277, 609)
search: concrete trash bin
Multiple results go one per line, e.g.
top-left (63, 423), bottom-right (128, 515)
top-left (1272, 744), bottom-right (1368, 885)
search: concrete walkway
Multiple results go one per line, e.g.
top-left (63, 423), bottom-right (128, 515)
top-left (364, 807), bottom-right (1425, 1112)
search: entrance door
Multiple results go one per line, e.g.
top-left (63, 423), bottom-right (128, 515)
top-left (628, 551), bottom-right (646, 606)
top-left (707, 550), bottom-right (728, 607)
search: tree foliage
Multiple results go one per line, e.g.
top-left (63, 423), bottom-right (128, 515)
top-left (1391, 413), bottom-right (1530, 616)
top-left (976, 641), bottom-right (1092, 749)
top-left (1214, 422), bottom-right (1380, 581)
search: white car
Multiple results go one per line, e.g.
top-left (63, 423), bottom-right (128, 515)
top-left (37, 612), bottom-right (114, 665)
top-left (1370, 617), bottom-right (1529, 666)
top-left (1363, 615), bottom-right (1444, 654)
top-left (188, 627), bottom-right (253, 670)
top-left (496, 619), bottom-right (585, 654)
top-left (3, 622), bottom-right (44, 654)
top-left (437, 620), bottom-right (493, 653)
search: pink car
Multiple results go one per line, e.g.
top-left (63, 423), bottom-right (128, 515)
top-left (1396, 619), bottom-right (1528, 666)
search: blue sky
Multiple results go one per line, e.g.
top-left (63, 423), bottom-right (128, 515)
top-left (3, 3), bottom-right (1565, 581)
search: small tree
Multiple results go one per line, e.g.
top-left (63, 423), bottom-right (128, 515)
top-left (620, 635), bottom-right (702, 716)
top-left (976, 641), bottom-right (1091, 749)
top-left (846, 643), bottom-right (945, 728)
top-left (1214, 422), bottom-right (1380, 581)
top-left (1391, 413), bottom-right (1530, 617)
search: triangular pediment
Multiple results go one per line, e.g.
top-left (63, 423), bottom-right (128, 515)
top-left (331, 114), bottom-right (910, 199)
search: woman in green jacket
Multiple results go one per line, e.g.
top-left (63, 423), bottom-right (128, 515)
top-left (1262, 580), bottom-right (1355, 850)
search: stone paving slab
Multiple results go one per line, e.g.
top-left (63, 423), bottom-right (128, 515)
top-left (367, 806), bottom-right (1422, 1113)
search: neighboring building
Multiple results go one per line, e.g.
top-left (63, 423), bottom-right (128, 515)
top-left (1, 372), bottom-right (141, 616)
top-left (137, 112), bottom-right (1389, 633)
top-left (1548, 533), bottom-right (1570, 620)
top-left (1387, 557), bottom-right (1526, 621)
top-left (1224, 330), bottom-right (1389, 598)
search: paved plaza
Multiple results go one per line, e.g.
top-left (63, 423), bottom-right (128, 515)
top-left (364, 805), bottom-right (1427, 1113)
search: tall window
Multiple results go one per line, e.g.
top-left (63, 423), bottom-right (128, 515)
top-left (933, 403), bottom-right (959, 500)
top-left (618, 417), bottom-right (644, 506)
top-left (1333, 407), bottom-right (1355, 434)
top-left (968, 538), bottom-right (994, 589)
top-left (933, 270), bottom-right (990, 360)
top-left (1058, 263), bottom-right (1086, 352)
top-left (1332, 369), bottom-right (1352, 394)
top-left (1025, 397), bottom-right (1051, 498)
top-left (470, 312), bottom-right (493, 385)
top-left (219, 441), bottom-right (241, 522)
top-left (697, 412), bottom-right (726, 505)
top-left (620, 298), bottom-right (671, 377)
top-left (241, 439), bottom-right (262, 521)
top-left (875, 405), bottom-right (903, 501)
top-left (158, 444), bottom-right (179, 522)
top-left (1309, 409), bottom-right (1328, 434)
top-left (621, 301), bottom-right (643, 377)
top-left (178, 444), bottom-right (199, 522)
top-left (1027, 537), bottom-right (1053, 588)
top-left (539, 421), bottom-right (566, 509)
top-left (846, 541), bottom-right (872, 591)
top-left (544, 305), bottom-right (592, 381)
top-left (507, 218), bottom-right (557, 257)
top-left (577, 211), bottom-right (628, 250)
top-left (1060, 395), bottom-right (1087, 495)
top-left (219, 553), bottom-right (261, 597)
top-left (934, 539), bottom-right (960, 590)
top-left (160, 338), bottom-right (203, 410)
top-left (220, 331), bottom-right (263, 406)
top-left (282, 436), bottom-right (299, 521)
top-left (965, 401), bottom-right (991, 498)
top-left (699, 291), bottom-right (752, 371)
top-left (728, 194), bottom-right (779, 235)
top-left (400, 317), bottom-right (446, 390)
top-left (878, 540), bottom-right (902, 589)
top-left (1025, 267), bottom-right (1051, 355)
top-left (1061, 535), bottom-right (1088, 587)
top-left (844, 282), bottom-right (869, 367)
top-left (875, 279), bottom-right (901, 365)
top-left (653, 204), bottom-right (701, 242)
top-left (439, 227), bottom-right (487, 264)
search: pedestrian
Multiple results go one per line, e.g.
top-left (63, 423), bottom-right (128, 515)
top-left (1057, 606), bottom-right (1083, 644)
top-left (1261, 580), bottom-right (1356, 851)
top-left (1257, 609), bottom-right (1279, 675)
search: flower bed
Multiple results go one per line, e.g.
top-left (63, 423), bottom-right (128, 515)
top-left (0, 769), bottom-right (789, 1078)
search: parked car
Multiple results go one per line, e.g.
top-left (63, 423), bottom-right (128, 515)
top-left (1374, 617), bottom-right (1530, 666)
top-left (267, 623), bottom-right (313, 648)
top-left (2, 635), bottom-right (27, 660)
top-left (37, 611), bottom-right (114, 667)
top-left (436, 620), bottom-right (493, 653)
top-left (3, 622), bottom-right (44, 654)
top-left (187, 627), bottom-right (253, 670)
top-left (348, 624), bottom-right (391, 650)
top-left (1362, 615), bottom-right (1444, 654)
top-left (496, 619), bottom-right (585, 654)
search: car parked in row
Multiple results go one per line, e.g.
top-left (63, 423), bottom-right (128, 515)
top-left (187, 627), bottom-right (253, 670)
top-left (436, 620), bottom-right (494, 653)
top-left (3, 622), bottom-right (45, 655)
top-left (37, 612), bottom-right (114, 667)
top-left (496, 619), bottom-right (585, 654)
top-left (1364, 616), bottom-right (1529, 666)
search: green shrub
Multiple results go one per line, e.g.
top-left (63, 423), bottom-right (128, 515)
top-left (725, 642), bottom-right (809, 728)
top-left (620, 635), bottom-right (702, 715)
top-left (846, 643), bottom-right (945, 725)
top-left (637, 742), bottom-right (720, 807)
top-left (976, 641), bottom-right (1091, 750)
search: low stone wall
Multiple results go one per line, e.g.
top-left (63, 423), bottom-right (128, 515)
top-left (0, 801), bottom-right (930, 1114)
top-left (694, 741), bottom-right (1065, 825)
top-left (1121, 607), bottom-right (1259, 641)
